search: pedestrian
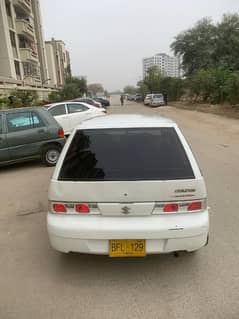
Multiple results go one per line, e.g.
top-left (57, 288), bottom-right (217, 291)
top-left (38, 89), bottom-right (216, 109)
top-left (120, 94), bottom-right (124, 106)
top-left (163, 92), bottom-right (168, 106)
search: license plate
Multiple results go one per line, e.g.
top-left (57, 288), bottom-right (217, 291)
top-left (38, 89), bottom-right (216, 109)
top-left (109, 239), bottom-right (146, 257)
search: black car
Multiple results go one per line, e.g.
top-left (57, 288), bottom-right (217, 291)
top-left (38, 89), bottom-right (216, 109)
top-left (93, 97), bottom-right (110, 107)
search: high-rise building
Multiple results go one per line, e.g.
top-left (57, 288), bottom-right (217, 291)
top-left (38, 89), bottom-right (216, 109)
top-left (0, 0), bottom-right (48, 86)
top-left (143, 53), bottom-right (181, 78)
top-left (45, 38), bottom-right (71, 88)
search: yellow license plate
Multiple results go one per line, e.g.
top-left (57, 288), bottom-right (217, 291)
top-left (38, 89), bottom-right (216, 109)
top-left (109, 239), bottom-right (146, 257)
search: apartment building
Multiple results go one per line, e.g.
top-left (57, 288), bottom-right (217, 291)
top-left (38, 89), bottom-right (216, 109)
top-left (0, 0), bottom-right (49, 87)
top-left (143, 53), bottom-right (181, 78)
top-left (45, 38), bottom-right (71, 88)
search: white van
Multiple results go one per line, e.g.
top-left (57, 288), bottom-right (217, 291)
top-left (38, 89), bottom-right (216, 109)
top-left (47, 114), bottom-right (209, 257)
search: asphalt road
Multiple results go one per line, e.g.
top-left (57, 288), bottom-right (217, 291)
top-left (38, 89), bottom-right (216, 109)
top-left (1, 96), bottom-right (239, 319)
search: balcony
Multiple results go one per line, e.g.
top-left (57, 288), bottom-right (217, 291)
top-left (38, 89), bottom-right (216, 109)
top-left (19, 48), bottom-right (38, 62)
top-left (16, 19), bottom-right (34, 40)
top-left (13, 0), bottom-right (31, 15)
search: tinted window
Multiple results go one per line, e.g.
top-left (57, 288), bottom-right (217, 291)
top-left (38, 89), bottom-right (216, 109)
top-left (153, 94), bottom-right (163, 98)
top-left (0, 115), bottom-right (2, 134)
top-left (59, 128), bottom-right (195, 181)
top-left (32, 112), bottom-right (45, 128)
top-left (49, 104), bottom-right (66, 116)
top-left (6, 112), bottom-right (44, 132)
top-left (7, 112), bottom-right (33, 132)
top-left (67, 103), bottom-right (88, 114)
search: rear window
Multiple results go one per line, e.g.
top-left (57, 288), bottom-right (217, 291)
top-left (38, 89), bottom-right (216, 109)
top-left (59, 128), bottom-right (195, 181)
top-left (153, 94), bottom-right (163, 98)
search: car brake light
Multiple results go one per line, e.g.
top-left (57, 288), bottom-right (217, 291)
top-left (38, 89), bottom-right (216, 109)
top-left (188, 201), bottom-right (202, 211)
top-left (53, 203), bottom-right (67, 213)
top-left (164, 203), bottom-right (179, 212)
top-left (75, 203), bottom-right (90, 213)
top-left (58, 128), bottom-right (64, 138)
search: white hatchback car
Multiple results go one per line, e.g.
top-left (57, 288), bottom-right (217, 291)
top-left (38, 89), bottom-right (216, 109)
top-left (47, 114), bottom-right (209, 257)
top-left (150, 94), bottom-right (165, 107)
top-left (47, 102), bottom-right (106, 135)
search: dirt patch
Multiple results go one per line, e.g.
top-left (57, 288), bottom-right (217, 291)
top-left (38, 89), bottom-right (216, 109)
top-left (171, 102), bottom-right (239, 120)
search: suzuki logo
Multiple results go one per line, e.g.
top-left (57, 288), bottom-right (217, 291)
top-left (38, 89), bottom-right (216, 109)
top-left (121, 206), bottom-right (131, 215)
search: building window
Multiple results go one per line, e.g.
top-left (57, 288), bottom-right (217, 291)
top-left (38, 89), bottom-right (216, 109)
top-left (10, 30), bottom-right (16, 47)
top-left (14, 61), bottom-right (21, 76)
top-left (5, 0), bottom-right (11, 17)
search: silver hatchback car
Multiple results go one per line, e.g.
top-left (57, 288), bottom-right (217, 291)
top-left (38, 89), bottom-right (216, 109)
top-left (150, 94), bottom-right (165, 107)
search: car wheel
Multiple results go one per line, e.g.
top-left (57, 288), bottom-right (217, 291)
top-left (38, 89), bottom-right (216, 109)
top-left (41, 144), bottom-right (61, 166)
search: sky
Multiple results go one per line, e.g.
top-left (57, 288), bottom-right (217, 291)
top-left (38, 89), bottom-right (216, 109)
top-left (40, 0), bottom-right (239, 91)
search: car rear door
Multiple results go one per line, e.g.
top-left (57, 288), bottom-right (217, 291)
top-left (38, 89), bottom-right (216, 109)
top-left (48, 104), bottom-right (70, 134)
top-left (6, 110), bottom-right (48, 160)
top-left (66, 103), bottom-right (92, 130)
top-left (0, 113), bottom-right (10, 162)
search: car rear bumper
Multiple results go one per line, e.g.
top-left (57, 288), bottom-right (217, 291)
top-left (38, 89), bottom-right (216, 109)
top-left (47, 211), bottom-right (209, 254)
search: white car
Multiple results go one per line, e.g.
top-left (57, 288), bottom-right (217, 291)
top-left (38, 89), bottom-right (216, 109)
top-left (47, 114), bottom-right (209, 256)
top-left (47, 102), bottom-right (106, 135)
top-left (150, 93), bottom-right (165, 107)
top-left (144, 94), bottom-right (153, 105)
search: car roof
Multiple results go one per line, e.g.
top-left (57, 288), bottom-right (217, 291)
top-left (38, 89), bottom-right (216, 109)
top-left (46, 101), bottom-right (95, 109)
top-left (0, 106), bottom-right (43, 113)
top-left (77, 114), bottom-right (176, 129)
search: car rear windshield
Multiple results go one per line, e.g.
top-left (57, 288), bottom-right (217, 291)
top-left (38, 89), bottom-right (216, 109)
top-left (58, 128), bottom-right (195, 181)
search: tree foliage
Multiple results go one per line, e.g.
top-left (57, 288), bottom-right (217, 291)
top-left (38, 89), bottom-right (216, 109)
top-left (88, 83), bottom-right (104, 96)
top-left (170, 13), bottom-right (239, 105)
top-left (143, 66), bottom-right (162, 93)
top-left (123, 85), bottom-right (138, 95)
top-left (137, 66), bottom-right (185, 102)
top-left (171, 14), bottom-right (239, 76)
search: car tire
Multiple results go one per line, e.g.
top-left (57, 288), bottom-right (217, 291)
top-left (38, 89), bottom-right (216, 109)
top-left (41, 144), bottom-right (61, 166)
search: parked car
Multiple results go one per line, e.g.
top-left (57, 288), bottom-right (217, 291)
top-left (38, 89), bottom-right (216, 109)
top-left (144, 94), bottom-right (153, 105)
top-left (72, 98), bottom-right (102, 108)
top-left (93, 97), bottom-right (110, 107)
top-left (149, 93), bottom-right (165, 107)
top-left (46, 102), bottom-right (106, 136)
top-left (0, 107), bottom-right (65, 167)
top-left (134, 94), bottom-right (143, 102)
top-left (127, 95), bottom-right (135, 101)
top-left (47, 114), bottom-right (209, 256)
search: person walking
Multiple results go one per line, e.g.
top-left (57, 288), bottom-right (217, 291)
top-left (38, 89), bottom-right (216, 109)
top-left (120, 94), bottom-right (125, 106)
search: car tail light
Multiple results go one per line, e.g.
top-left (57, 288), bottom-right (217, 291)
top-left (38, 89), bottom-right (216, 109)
top-left (58, 127), bottom-right (64, 138)
top-left (154, 199), bottom-right (206, 214)
top-left (188, 201), bottom-right (202, 211)
top-left (75, 203), bottom-right (90, 213)
top-left (163, 203), bottom-right (179, 212)
top-left (53, 203), bottom-right (67, 213)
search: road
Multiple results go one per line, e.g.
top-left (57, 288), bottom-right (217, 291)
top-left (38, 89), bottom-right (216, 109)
top-left (1, 96), bottom-right (239, 319)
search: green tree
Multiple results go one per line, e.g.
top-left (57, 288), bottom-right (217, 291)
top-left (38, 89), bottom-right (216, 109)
top-left (9, 90), bottom-right (38, 107)
top-left (123, 85), bottom-right (138, 95)
top-left (144, 66), bottom-right (162, 92)
top-left (137, 80), bottom-right (149, 98)
top-left (213, 14), bottom-right (239, 71)
top-left (171, 18), bottom-right (216, 76)
top-left (88, 83), bottom-right (104, 96)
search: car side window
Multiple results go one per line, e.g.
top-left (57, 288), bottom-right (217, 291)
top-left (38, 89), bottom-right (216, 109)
top-left (49, 104), bottom-right (66, 116)
top-left (31, 112), bottom-right (45, 128)
top-left (7, 112), bottom-right (34, 132)
top-left (67, 103), bottom-right (88, 114)
top-left (0, 115), bottom-right (2, 134)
